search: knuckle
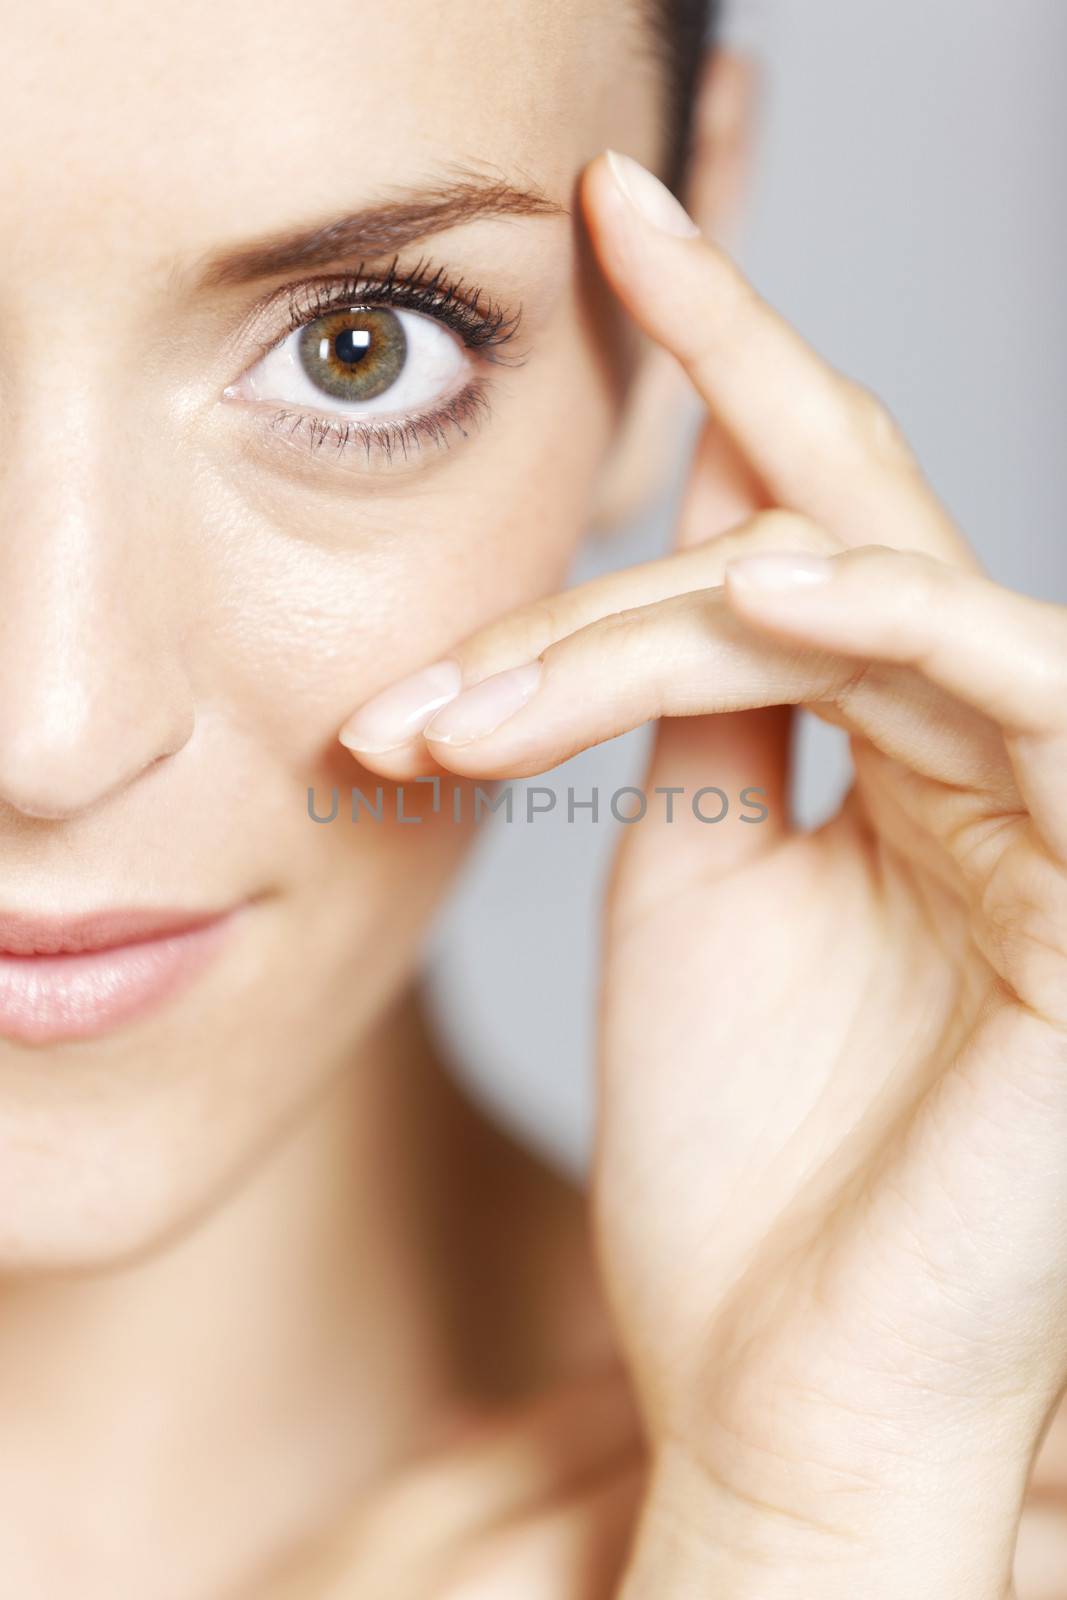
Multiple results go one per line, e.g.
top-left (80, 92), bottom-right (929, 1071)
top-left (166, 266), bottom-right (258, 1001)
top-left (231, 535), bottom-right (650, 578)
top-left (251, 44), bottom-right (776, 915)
top-left (830, 655), bottom-right (876, 712)
top-left (590, 599), bottom-right (656, 653)
top-left (749, 508), bottom-right (832, 553)
top-left (839, 380), bottom-right (914, 469)
top-left (517, 594), bottom-right (572, 652)
top-left (1021, 623), bottom-right (1067, 726)
top-left (461, 598), bottom-right (559, 679)
top-left (850, 543), bottom-right (943, 611)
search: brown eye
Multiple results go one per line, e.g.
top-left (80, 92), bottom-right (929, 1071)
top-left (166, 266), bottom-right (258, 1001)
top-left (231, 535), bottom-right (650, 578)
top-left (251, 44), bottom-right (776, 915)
top-left (297, 307), bottom-right (407, 402)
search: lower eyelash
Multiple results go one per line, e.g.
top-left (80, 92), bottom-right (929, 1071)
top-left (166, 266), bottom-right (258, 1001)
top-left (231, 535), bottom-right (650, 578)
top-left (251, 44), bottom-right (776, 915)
top-left (264, 380), bottom-right (491, 465)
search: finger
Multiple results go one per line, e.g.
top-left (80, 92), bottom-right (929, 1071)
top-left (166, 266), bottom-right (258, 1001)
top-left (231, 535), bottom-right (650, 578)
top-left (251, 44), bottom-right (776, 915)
top-left (609, 704), bottom-right (794, 928)
top-left (338, 510), bottom-right (840, 780)
top-left (723, 545), bottom-right (1067, 859)
top-left (635, 420), bottom-right (791, 892)
top-left (581, 150), bottom-right (975, 567)
top-left (417, 572), bottom-right (1014, 863)
top-left (674, 415), bottom-right (771, 549)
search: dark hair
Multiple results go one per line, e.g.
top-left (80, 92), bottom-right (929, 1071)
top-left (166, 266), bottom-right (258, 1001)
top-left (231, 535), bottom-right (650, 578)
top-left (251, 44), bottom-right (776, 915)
top-left (652, 0), bottom-right (721, 195)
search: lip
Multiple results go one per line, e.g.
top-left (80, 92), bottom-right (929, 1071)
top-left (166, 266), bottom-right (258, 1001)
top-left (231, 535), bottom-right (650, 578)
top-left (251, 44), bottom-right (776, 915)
top-left (0, 907), bottom-right (237, 1045)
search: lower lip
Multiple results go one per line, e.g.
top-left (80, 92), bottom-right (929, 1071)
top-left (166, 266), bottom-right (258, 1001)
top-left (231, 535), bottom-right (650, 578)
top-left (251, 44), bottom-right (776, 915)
top-left (0, 917), bottom-right (234, 1045)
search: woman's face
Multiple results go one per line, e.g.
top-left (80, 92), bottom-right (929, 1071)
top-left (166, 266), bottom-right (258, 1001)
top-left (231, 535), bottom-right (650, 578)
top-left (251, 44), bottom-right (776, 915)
top-left (0, 0), bottom-right (662, 1266)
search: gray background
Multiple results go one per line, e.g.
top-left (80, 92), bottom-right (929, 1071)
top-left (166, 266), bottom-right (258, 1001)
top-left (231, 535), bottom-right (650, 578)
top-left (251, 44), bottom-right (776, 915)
top-left (423, 0), bottom-right (1067, 1171)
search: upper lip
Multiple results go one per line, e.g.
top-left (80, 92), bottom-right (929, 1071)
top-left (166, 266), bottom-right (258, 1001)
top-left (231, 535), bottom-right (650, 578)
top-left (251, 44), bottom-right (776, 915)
top-left (0, 908), bottom-right (226, 957)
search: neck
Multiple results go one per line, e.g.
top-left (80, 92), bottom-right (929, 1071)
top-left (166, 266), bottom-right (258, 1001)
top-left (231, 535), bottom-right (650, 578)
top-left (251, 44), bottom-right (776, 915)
top-left (0, 989), bottom-right (565, 1594)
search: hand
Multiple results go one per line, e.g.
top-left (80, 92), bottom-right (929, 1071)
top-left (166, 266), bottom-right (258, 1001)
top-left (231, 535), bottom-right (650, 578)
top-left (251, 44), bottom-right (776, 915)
top-left (340, 151), bottom-right (1067, 1598)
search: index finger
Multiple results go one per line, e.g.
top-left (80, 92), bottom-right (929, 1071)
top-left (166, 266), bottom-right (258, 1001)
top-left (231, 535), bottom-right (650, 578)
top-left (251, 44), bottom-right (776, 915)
top-left (582, 150), bottom-right (975, 567)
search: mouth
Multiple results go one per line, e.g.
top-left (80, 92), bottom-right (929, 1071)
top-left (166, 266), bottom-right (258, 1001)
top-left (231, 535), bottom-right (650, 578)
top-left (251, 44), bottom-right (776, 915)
top-left (0, 906), bottom-right (238, 1045)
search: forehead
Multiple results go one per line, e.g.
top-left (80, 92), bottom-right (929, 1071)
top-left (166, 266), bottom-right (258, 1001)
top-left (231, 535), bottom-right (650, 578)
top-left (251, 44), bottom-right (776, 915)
top-left (3, 0), bottom-right (658, 257)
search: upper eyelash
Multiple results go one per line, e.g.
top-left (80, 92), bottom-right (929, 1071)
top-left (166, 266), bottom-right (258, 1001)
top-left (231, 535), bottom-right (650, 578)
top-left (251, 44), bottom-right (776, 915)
top-left (277, 254), bottom-right (524, 361)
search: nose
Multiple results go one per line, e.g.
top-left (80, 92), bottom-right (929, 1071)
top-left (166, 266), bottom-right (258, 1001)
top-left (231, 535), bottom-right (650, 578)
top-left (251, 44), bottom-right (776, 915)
top-left (0, 462), bottom-right (195, 821)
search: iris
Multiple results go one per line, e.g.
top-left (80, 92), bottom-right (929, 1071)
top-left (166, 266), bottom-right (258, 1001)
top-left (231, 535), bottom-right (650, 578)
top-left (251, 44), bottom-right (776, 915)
top-left (297, 307), bottom-right (407, 402)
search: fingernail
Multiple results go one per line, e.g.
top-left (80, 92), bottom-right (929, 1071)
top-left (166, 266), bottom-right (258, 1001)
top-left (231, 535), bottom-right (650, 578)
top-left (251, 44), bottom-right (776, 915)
top-left (339, 659), bottom-right (462, 753)
top-left (726, 553), bottom-right (834, 591)
top-left (424, 661), bottom-right (542, 747)
top-left (605, 150), bottom-right (701, 239)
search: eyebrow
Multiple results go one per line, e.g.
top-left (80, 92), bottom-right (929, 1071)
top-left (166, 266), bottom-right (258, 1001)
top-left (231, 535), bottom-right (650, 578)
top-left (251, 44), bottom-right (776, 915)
top-left (195, 176), bottom-right (566, 290)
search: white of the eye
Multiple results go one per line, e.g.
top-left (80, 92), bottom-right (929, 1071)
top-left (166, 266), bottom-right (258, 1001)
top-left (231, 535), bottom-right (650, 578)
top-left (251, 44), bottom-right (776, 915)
top-left (236, 307), bottom-right (468, 418)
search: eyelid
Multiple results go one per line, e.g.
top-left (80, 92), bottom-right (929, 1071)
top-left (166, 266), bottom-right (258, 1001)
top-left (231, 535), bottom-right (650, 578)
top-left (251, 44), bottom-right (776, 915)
top-left (236, 253), bottom-right (526, 372)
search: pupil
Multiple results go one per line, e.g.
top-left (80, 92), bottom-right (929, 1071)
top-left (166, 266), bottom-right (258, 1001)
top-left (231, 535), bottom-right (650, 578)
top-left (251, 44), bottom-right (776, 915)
top-left (335, 328), bottom-right (372, 366)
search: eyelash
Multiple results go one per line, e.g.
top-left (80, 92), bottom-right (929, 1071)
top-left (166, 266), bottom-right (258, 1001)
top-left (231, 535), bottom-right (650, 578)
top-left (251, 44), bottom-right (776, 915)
top-left (265, 385), bottom-right (492, 465)
top-left (250, 255), bottom-right (522, 464)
